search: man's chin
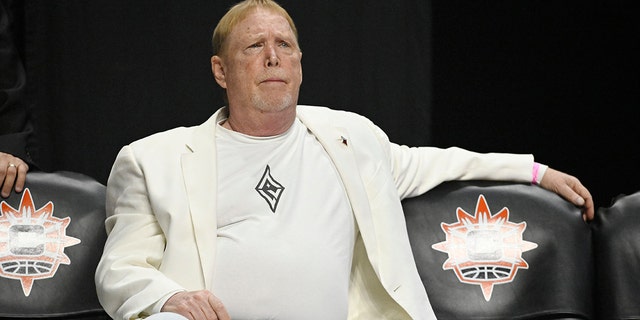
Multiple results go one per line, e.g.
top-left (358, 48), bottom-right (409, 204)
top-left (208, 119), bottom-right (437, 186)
top-left (252, 95), bottom-right (295, 113)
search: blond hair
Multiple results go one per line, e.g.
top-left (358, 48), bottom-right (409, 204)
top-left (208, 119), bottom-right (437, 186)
top-left (212, 0), bottom-right (299, 56)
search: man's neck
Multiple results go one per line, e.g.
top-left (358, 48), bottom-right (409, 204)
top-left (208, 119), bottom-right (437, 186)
top-left (223, 106), bottom-right (297, 137)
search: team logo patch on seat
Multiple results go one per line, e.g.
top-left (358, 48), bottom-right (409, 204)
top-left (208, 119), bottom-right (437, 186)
top-left (0, 188), bottom-right (81, 296)
top-left (432, 195), bottom-right (537, 301)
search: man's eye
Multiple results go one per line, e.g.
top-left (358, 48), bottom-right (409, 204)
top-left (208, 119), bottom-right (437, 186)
top-left (278, 42), bottom-right (291, 48)
top-left (248, 43), bottom-right (262, 49)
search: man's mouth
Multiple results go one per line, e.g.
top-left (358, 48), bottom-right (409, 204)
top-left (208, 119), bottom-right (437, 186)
top-left (261, 78), bottom-right (286, 84)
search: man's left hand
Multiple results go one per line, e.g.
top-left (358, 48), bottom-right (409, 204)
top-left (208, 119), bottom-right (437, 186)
top-left (539, 167), bottom-right (594, 221)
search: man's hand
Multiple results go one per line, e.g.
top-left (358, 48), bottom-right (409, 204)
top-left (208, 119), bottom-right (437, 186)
top-left (539, 167), bottom-right (594, 221)
top-left (0, 152), bottom-right (29, 198)
top-left (161, 290), bottom-right (230, 320)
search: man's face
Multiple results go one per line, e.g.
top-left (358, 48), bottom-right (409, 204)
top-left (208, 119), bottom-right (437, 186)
top-left (212, 8), bottom-right (302, 114)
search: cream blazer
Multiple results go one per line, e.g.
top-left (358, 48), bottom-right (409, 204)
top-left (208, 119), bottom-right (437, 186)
top-left (95, 106), bottom-right (533, 320)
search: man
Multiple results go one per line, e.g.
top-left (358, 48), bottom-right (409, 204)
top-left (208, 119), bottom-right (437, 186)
top-left (95, 0), bottom-right (594, 319)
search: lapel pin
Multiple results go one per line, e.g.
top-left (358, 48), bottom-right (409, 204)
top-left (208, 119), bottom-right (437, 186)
top-left (341, 136), bottom-right (348, 146)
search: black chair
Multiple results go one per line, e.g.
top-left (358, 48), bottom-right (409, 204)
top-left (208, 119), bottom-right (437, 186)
top-left (403, 181), bottom-right (594, 319)
top-left (0, 171), bottom-right (109, 319)
top-left (592, 190), bottom-right (640, 319)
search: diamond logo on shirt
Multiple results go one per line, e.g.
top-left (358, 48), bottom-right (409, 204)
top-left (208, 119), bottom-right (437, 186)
top-left (255, 165), bottom-right (285, 213)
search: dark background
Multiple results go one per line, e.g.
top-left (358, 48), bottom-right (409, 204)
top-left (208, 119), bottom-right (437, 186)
top-left (14, 0), bottom-right (639, 209)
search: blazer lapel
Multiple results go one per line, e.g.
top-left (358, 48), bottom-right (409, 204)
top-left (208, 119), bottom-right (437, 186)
top-left (181, 112), bottom-right (223, 290)
top-left (296, 108), bottom-right (379, 262)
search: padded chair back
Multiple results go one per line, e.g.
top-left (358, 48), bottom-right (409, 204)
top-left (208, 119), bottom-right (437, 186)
top-left (0, 171), bottom-right (108, 319)
top-left (403, 181), bottom-right (594, 319)
top-left (592, 191), bottom-right (640, 319)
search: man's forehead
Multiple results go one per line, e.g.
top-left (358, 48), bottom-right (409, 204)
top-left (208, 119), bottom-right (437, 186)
top-left (233, 9), bottom-right (294, 38)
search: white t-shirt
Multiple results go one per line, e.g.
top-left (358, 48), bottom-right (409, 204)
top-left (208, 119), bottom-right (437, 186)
top-left (213, 118), bottom-right (356, 319)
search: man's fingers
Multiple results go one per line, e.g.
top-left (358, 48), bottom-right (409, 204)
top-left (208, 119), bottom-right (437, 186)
top-left (561, 180), bottom-right (595, 221)
top-left (190, 307), bottom-right (209, 320)
top-left (208, 294), bottom-right (230, 320)
top-left (540, 168), bottom-right (595, 221)
top-left (14, 163), bottom-right (29, 193)
top-left (561, 184), bottom-right (584, 206)
top-left (570, 181), bottom-right (594, 221)
top-left (163, 290), bottom-right (228, 320)
top-left (1, 164), bottom-right (17, 198)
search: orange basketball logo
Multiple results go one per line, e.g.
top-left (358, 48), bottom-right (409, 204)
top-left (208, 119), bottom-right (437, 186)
top-left (0, 188), bottom-right (81, 296)
top-left (432, 194), bottom-right (538, 301)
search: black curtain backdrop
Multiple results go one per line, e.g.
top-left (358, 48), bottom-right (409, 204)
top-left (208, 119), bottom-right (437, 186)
top-left (23, 0), bottom-right (432, 180)
top-left (17, 0), bottom-right (639, 208)
top-left (429, 1), bottom-right (639, 209)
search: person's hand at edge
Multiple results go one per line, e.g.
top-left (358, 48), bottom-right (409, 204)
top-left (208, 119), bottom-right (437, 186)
top-left (0, 152), bottom-right (29, 198)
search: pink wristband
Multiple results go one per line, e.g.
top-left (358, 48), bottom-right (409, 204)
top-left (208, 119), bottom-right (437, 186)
top-left (532, 162), bottom-right (541, 184)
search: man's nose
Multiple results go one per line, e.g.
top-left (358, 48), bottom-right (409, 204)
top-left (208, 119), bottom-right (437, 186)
top-left (265, 44), bottom-right (279, 67)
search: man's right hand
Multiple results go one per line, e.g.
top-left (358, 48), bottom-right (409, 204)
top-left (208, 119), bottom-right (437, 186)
top-left (161, 290), bottom-right (231, 320)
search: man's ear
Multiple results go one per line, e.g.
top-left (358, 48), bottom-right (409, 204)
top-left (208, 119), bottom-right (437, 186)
top-left (299, 51), bottom-right (303, 82)
top-left (211, 55), bottom-right (227, 89)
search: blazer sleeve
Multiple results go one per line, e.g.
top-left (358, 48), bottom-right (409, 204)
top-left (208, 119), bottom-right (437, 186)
top-left (367, 124), bottom-right (534, 200)
top-left (95, 146), bottom-right (185, 320)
